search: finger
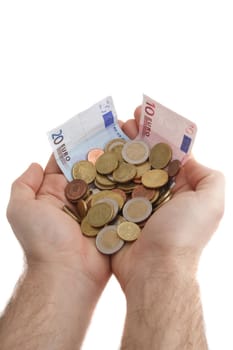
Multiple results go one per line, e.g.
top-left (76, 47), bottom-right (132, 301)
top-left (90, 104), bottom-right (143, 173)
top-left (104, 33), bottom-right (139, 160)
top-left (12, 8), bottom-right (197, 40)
top-left (134, 105), bottom-right (141, 128)
top-left (9, 163), bottom-right (44, 202)
top-left (118, 119), bottom-right (124, 129)
top-left (122, 119), bottom-right (138, 139)
top-left (44, 154), bottom-right (62, 175)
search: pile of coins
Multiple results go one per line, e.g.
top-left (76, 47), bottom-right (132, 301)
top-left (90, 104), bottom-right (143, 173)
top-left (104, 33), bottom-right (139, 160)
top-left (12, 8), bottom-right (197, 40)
top-left (63, 139), bottom-right (181, 255)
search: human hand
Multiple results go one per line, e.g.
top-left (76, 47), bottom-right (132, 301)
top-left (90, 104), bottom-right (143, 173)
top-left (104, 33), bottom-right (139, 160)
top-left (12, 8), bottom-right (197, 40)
top-left (7, 156), bottom-right (111, 294)
top-left (113, 107), bottom-right (225, 292)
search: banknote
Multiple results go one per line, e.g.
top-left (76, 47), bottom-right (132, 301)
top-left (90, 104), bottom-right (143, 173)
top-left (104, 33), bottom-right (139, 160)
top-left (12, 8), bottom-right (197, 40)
top-left (137, 95), bottom-right (197, 163)
top-left (48, 97), bottom-right (129, 180)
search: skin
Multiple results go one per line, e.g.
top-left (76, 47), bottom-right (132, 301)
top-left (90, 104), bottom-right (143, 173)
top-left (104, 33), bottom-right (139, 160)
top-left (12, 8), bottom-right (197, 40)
top-left (114, 108), bottom-right (225, 349)
top-left (0, 107), bottom-right (225, 349)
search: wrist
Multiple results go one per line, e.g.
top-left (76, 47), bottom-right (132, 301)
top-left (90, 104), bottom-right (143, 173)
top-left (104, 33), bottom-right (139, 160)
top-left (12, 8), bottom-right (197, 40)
top-left (124, 248), bottom-right (199, 301)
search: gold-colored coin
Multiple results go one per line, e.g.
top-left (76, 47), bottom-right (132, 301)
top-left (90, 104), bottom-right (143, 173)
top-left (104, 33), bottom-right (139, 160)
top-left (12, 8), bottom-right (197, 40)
top-left (117, 181), bottom-right (136, 193)
top-left (87, 202), bottom-right (113, 227)
top-left (63, 205), bottom-right (80, 223)
top-left (91, 190), bottom-right (125, 209)
top-left (111, 144), bottom-right (124, 162)
top-left (95, 225), bottom-right (125, 255)
top-left (95, 152), bottom-right (118, 174)
top-left (76, 199), bottom-right (88, 220)
top-left (122, 197), bottom-right (152, 223)
top-left (142, 169), bottom-right (168, 188)
top-left (72, 160), bottom-right (96, 184)
top-left (149, 143), bottom-right (172, 169)
top-left (111, 215), bottom-right (127, 226)
top-left (105, 138), bottom-right (126, 152)
top-left (153, 193), bottom-right (173, 212)
top-left (150, 189), bottom-right (160, 204)
top-left (94, 179), bottom-right (116, 190)
top-left (135, 161), bottom-right (151, 178)
top-left (96, 173), bottom-right (116, 187)
top-left (81, 216), bottom-right (100, 237)
top-left (113, 162), bottom-right (137, 183)
top-left (117, 221), bottom-right (141, 241)
top-left (95, 198), bottom-right (119, 222)
top-left (122, 140), bottom-right (150, 165)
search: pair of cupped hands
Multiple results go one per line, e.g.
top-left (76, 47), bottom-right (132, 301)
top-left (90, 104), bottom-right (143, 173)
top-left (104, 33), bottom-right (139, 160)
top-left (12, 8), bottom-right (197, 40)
top-left (7, 107), bottom-right (225, 299)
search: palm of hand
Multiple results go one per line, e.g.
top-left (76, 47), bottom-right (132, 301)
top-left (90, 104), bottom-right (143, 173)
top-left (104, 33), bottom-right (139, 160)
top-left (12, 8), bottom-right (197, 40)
top-left (8, 158), bottom-right (111, 287)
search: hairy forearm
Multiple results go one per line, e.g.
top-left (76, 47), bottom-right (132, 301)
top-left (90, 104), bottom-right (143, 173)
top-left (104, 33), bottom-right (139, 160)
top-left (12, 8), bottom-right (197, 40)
top-left (0, 263), bottom-right (98, 350)
top-left (121, 269), bottom-right (208, 350)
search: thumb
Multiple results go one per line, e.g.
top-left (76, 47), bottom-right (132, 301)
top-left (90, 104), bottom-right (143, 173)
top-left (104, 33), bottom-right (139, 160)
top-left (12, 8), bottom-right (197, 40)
top-left (9, 163), bottom-right (44, 203)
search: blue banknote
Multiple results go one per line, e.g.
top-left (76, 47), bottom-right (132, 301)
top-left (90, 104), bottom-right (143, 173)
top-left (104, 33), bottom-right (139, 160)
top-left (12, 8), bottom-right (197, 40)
top-left (48, 97), bottom-right (129, 181)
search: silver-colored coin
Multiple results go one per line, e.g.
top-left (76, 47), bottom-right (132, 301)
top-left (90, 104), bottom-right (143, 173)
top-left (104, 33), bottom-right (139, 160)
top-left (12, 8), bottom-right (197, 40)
top-left (122, 140), bottom-right (150, 165)
top-left (95, 225), bottom-right (125, 255)
top-left (122, 197), bottom-right (152, 223)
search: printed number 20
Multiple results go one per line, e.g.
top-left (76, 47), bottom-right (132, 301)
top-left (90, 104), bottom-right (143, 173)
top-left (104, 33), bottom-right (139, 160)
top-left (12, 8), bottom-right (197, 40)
top-left (52, 129), bottom-right (63, 145)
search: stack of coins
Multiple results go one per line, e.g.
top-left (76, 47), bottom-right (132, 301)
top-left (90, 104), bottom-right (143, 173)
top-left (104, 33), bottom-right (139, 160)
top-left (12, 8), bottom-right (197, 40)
top-left (63, 139), bottom-right (181, 255)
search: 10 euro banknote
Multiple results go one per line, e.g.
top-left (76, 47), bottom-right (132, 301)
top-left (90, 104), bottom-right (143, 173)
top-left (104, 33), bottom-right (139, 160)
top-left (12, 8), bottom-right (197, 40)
top-left (48, 95), bottom-right (197, 181)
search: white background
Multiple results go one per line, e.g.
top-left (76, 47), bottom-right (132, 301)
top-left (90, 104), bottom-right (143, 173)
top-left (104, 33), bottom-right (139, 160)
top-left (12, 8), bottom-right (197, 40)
top-left (0, 1), bottom-right (232, 349)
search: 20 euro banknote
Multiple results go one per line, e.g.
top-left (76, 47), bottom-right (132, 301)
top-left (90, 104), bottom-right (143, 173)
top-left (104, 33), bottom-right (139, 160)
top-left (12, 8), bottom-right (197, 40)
top-left (137, 95), bottom-right (197, 163)
top-left (48, 97), bottom-right (129, 181)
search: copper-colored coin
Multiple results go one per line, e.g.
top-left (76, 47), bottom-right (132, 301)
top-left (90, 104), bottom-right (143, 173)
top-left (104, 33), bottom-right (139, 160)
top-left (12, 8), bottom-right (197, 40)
top-left (122, 140), bottom-right (150, 165)
top-left (112, 188), bottom-right (127, 204)
top-left (81, 216), bottom-right (100, 237)
top-left (87, 202), bottom-right (113, 227)
top-left (95, 152), bottom-right (118, 174)
top-left (142, 169), bottom-right (168, 188)
top-left (63, 205), bottom-right (80, 223)
top-left (65, 179), bottom-right (88, 203)
top-left (122, 197), bottom-right (152, 223)
top-left (72, 160), bottom-right (96, 184)
top-left (87, 148), bottom-right (104, 165)
top-left (132, 185), bottom-right (156, 201)
top-left (113, 162), bottom-right (137, 183)
top-left (96, 225), bottom-right (124, 255)
top-left (117, 221), bottom-right (141, 242)
top-left (149, 143), bottom-right (172, 169)
top-left (168, 159), bottom-right (181, 177)
top-left (76, 199), bottom-right (88, 220)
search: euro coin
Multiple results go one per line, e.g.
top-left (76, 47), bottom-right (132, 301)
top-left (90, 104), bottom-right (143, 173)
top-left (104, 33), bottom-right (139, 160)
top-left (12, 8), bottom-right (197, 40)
top-left (87, 202), bottom-right (113, 227)
top-left (95, 225), bottom-right (125, 254)
top-left (81, 216), bottom-right (100, 237)
top-left (122, 140), bottom-right (150, 165)
top-left (72, 160), bottom-right (96, 184)
top-left (142, 169), bottom-right (168, 188)
top-left (76, 199), bottom-right (88, 220)
top-left (122, 197), bottom-right (152, 223)
top-left (87, 148), bottom-right (104, 165)
top-left (95, 198), bottom-right (119, 222)
top-left (168, 159), bottom-right (181, 177)
top-left (135, 161), bottom-right (151, 178)
top-left (105, 138), bottom-right (126, 152)
top-left (65, 179), bottom-right (88, 203)
top-left (132, 185), bottom-right (156, 201)
top-left (63, 205), bottom-right (80, 223)
top-left (149, 143), bottom-right (172, 169)
top-left (113, 162), bottom-right (137, 183)
top-left (95, 152), bottom-right (118, 174)
top-left (117, 221), bottom-right (141, 242)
